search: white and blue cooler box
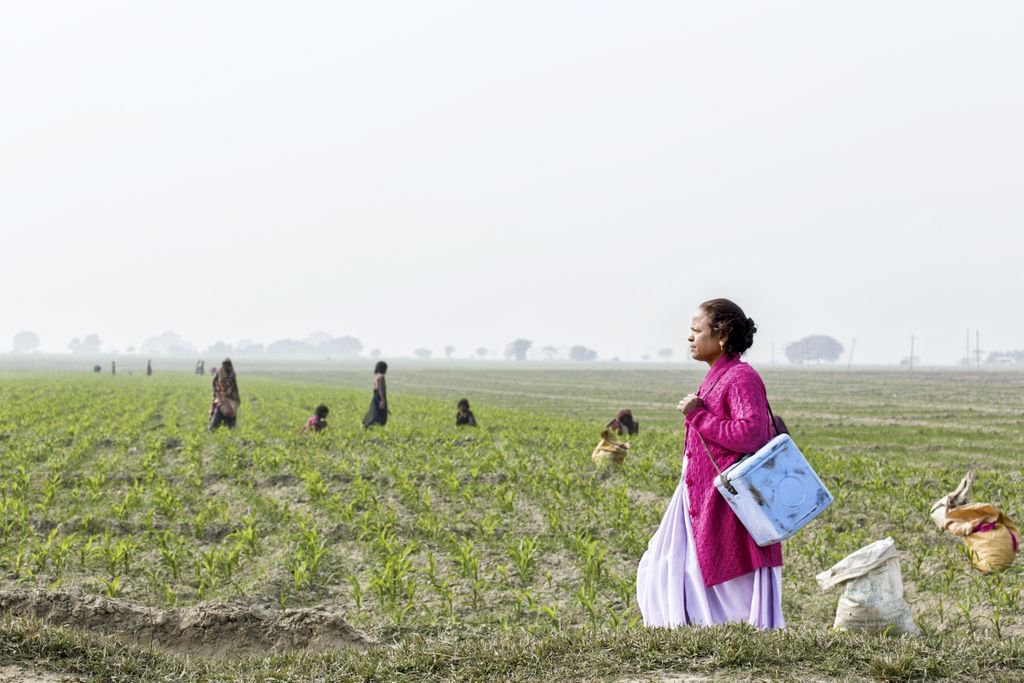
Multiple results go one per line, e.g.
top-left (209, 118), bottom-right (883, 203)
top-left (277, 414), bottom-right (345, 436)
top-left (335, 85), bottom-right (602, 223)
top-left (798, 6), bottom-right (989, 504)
top-left (714, 434), bottom-right (833, 547)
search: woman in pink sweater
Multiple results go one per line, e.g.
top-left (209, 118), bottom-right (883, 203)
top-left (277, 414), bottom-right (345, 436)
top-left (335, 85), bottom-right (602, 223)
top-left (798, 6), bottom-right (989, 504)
top-left (636, 298), bottom-right (784, 629)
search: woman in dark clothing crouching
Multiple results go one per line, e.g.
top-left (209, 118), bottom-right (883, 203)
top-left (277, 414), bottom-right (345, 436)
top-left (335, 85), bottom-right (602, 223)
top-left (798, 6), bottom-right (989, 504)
top-left (456, 398), bottom-right (477, 427)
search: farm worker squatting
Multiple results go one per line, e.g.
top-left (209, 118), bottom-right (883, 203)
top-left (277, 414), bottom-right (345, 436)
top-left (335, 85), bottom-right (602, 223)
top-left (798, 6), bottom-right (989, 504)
top-left (302, 404), bottom-right (330, 433)
top-left (456, 398), bottom-right (477, 427)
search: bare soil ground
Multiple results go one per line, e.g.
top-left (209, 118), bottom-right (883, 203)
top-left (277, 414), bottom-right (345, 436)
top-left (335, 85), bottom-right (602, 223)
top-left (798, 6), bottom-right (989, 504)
top-left (0, 665), bottom-right (85, 682)
top-left (0, 588), bottom-right (369, 659)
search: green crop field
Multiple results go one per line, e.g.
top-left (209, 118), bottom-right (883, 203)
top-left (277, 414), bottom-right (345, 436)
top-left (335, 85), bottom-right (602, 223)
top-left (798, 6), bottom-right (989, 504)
top-left (0, 364), bottom-right (1022, 681)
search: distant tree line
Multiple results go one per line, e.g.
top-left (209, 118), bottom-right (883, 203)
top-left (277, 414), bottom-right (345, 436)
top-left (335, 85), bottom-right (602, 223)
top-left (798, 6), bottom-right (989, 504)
top-left (6, 330), bottom-right (368, 357)
top-left (986, 349), bottom-right (1023, 365)
top-left (137, 331), bottom-right (365, 358)
top-left (10, 329), bottom-right (689, 363)
top-left (11, 326), bottom-right (1020, 366)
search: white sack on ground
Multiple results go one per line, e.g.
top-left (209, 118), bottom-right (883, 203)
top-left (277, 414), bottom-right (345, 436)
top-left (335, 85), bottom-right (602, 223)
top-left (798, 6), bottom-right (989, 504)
top-left (929, 471), bottom-right (975, 530)
top-left (816, 537), bottom-right (920, 636)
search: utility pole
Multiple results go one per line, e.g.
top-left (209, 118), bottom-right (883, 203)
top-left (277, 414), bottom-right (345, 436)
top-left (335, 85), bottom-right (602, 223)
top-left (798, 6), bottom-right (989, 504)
top-left (965, 329), bottom-right (971, 368)
top-left (847, 338), bottom-right (856, 370)
top-left (976, 329), bottom-right (982, 369)
top-left (909, 336), bottom-right (915, 371)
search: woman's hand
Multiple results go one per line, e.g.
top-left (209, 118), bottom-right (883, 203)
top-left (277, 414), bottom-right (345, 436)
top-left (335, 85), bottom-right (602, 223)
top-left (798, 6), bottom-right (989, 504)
top-left (379, 400), bottom-right (386, 410)
top-left (677, 394), bottom-right (703, 416)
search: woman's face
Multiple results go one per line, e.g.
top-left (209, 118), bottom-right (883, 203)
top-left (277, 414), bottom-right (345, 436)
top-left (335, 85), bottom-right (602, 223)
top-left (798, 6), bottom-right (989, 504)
top-left (688, 309), bottom-right (725, 364)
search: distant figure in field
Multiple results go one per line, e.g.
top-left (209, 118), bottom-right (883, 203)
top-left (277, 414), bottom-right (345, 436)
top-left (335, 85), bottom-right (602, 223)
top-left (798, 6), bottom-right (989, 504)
top-left (111, 361), bottom-right (116, 376)
top-left (208, 358), bottom-right (240, 431)
top-left (455, 398), bottom-right (477, 427)
top-left (302, 404), bottom-right (330, 433)
top-left (362, 361), bottom-right (388, 428)
top-left (607, 409), bottom-right (639, 436)
top-left (146, 359), bottom-right (153, 376)
top-left (93, 364), bottom-right (102, 373)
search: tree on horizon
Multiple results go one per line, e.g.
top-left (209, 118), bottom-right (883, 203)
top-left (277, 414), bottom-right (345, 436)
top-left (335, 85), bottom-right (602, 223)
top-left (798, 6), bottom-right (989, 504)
top-left (319, 336), bottom-right (363, 357)
top-left (12, 331), bottom-right (40, 353)
top-left (569, 345), bottom-right (598, 361)
top-left (505, 338), bottom-right (532, 361)
top-left (785, 335), bottom-right (844, 364)
top-left (68, 334), bottom-right (103, 354)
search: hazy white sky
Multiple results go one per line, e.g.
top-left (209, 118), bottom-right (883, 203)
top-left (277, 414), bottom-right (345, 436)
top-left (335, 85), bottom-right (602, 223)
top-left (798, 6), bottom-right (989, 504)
top-left (2, 2), bottom-right (1021, 364)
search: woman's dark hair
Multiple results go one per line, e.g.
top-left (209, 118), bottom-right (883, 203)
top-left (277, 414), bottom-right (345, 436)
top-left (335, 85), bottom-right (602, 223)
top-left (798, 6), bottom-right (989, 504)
top-left (608, 409), bottom-right (639, 435)
top-left (457, 398), bottom-right (470, 411)
top-left (374, 361), bottom-right (388, 374)
top-left (315, 404), bottom-right (329, 419)
top-left (700, 299), bottom-right (757, 355)
top-left (221, 358), bottom-right (234, 373)
top-left (618, 410), bottom-right (638, 435)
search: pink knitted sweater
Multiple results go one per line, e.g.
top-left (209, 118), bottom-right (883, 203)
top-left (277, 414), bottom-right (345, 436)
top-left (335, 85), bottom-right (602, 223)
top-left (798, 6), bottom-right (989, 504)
top-left (683, 354), bottom-right (783, 587)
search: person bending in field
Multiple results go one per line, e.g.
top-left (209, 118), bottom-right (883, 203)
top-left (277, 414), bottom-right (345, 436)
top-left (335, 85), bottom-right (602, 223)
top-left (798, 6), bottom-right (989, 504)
top-left (208, 358), bottom-right (240, 431)
top-left (362, 361), bottom-right (388, 428)
top-left (606, 409), bottom-right (639, 436)
top-left (302, 404), bottom-right (330, 433)
top-left (455, 398), bottom-right (477, 427)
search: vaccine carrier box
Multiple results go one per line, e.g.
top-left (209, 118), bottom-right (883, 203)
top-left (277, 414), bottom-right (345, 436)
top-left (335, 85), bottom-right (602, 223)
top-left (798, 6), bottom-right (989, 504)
top-left (715, 433), bottom-right (833, 546)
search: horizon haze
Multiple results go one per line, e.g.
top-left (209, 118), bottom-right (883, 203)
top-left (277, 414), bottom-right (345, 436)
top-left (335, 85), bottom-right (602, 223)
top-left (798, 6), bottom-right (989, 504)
top-left (2, 2), bottom-right (1022, 366)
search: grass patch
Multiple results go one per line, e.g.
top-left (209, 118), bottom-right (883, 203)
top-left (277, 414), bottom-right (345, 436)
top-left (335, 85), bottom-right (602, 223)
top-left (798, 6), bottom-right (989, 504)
top-left (0, 366), bottom-right (1021, 680)
top-left (3, 615), bottom-right (1024, 681)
